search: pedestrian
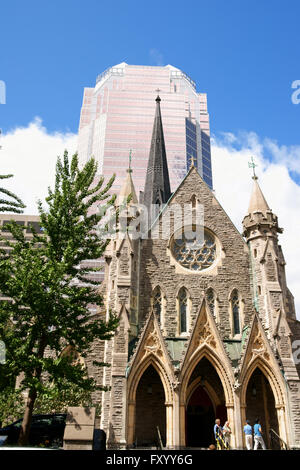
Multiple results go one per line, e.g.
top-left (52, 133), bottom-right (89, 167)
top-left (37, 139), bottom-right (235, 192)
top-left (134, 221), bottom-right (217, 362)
top-left (214, 418), bottom-right (224, 450)
top-left (253, 418), bottom-right (266, 450)
top-left (222, 420), bottom-right (231, 449)
top-left (243, 419), bottom-right (253, 450)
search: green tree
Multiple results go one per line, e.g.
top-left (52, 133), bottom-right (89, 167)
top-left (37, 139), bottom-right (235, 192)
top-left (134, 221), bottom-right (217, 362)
top-left (0, 151), bottom-right (119, 446)
top-left (0, 381), bottom-right (100, 428)
top-left (0, 388), bottom-right (24, 428)
top-left (33, 380), bottom-right (101, 416)
top-left (0, 174), bottom-right (25, 213)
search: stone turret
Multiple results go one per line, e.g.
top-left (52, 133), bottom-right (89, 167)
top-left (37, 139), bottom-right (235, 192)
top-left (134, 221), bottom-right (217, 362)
top-left (100, 165), bottom-right (140, 448)
top-left (242, 176), bottom-right (300, 446)
top-left (243, 177), bottom-right (282, 242)
top-left (243, 177), bottom-right (296, 333)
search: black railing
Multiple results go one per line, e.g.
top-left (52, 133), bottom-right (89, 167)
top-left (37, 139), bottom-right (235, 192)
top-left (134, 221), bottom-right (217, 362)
top-left (269, 428), bottom-right (289, 450)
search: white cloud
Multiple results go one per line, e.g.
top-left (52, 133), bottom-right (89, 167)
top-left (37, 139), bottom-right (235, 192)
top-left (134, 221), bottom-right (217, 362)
top-left (149, 48), bottom-right (164, 66)
top-left (0, 118), bottom-right (77, 214)
top-left (0, 120), bottom-right (299, 319)
top-left (211, 132), bottom-right (300, 319)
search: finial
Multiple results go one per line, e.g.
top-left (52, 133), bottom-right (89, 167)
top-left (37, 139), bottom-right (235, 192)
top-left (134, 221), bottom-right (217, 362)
top-left (248, 156), bottom-right (258, 180)
top-left (190, 155), bottom-right (197, 168)
top-left (128, 149), bottom-right (133, 173)
top-left (155, 89), bottom-right (161, 103)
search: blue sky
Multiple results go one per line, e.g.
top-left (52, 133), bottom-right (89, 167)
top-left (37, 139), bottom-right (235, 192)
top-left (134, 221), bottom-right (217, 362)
top-left (1, 0), bottom-right (300, 154)
top-left (1, 0), bottom-right (300, 316)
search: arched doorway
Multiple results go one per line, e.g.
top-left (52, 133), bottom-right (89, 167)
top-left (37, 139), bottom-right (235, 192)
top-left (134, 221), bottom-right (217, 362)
top-left (245, 367), bottom-right (280, 449)
top-left (135, 365), bottom-right (166, 447)
top-left (186, 385), bottom-right (214, 447)
top-left (185, 357), bottom-right (227, 448)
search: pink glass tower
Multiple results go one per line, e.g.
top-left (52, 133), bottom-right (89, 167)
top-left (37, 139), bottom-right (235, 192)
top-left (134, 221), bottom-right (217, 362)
top-left (77, 63), bottom-right (212, 197)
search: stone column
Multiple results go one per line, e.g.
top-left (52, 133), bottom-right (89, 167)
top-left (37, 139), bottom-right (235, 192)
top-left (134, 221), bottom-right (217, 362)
top-left (226, 404), bottom-right (236, 449)
top-left (127, 400), bottom-right (135, 447)
top-left (165, 402), bottom-right (174, 449)
top-left (173, 390), bottom-right (181, 449)
top-left (238, 401), bottom-right (246, 450)
top-left (276, 405), bottom-right (288, 448)
top-left (179, 403), bottom-right (186, 447)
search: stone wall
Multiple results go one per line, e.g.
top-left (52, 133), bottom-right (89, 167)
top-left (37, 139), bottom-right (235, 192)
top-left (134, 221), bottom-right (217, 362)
top-left (139, 169), bottom-right (254, 342)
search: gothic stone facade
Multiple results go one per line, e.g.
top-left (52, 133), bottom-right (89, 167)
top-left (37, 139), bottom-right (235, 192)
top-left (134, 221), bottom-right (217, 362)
top-left (86, 167), bottom-right (300, 449)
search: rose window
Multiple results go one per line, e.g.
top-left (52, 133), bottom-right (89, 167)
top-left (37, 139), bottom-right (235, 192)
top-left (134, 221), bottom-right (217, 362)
top-left (171, 229), bottom-right (217, 271)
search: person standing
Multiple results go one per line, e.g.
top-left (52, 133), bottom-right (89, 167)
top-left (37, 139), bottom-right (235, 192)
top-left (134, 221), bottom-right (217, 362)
top-left (253, 418), bottom-right (267, 450)
top-left (222, 421), bottom-right (232, 449)
top-left (243, 420), bottom-right (253, 450)
top-left (214, 419), bottom-right (224, 450)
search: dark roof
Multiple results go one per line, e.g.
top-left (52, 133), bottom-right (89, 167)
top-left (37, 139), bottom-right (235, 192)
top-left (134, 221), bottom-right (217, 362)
top-left (142, 96), bottom-right (171, 223)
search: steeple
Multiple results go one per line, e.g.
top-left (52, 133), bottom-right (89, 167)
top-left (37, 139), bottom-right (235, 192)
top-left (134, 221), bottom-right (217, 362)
top-left (242, 171), bottom-right (296, 339)
top-left (117, 168), bottom-right (138, 207)
top-left (243, 176), bottom-right (282, 241)
top-left (142, 96), bottom-right (171, 222)
top-left (247, 178), bottom-right (270, 215)
top-left (115, 154), bottom-right (139, 234)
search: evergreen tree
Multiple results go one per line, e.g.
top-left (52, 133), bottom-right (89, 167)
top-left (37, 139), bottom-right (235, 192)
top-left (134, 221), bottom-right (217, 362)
top-left (0, 174), bottom-right (25, 213)
top-left (0, 151), bottom-right (119, 446)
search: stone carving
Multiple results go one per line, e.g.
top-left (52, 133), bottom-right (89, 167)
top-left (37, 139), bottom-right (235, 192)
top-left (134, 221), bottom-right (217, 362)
top-left (233, 379), bottom-right (241, 391)
top-left (251, 328), bottom-right (270, 362)
top-left (196, 314), bottom-right (217, 349)
top-left (172, 378), bottom-right (181, 390)
top-left (142, 323), bottom-right (163, 359)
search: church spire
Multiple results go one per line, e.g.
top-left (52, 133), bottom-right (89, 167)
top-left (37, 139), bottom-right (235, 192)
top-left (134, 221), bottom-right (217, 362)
top-left (142, 96), bottom-right (171, 221)
top-left (243, 176), bottom-right (282, 241)
top-left (248, 178), bottom-right (270, 215)
top-left (116, 151), bottom-right (138, 206)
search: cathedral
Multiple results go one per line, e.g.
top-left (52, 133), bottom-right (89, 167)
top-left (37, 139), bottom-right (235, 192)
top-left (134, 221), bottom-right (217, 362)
top-left (86, 96), bottom-right (300, 449)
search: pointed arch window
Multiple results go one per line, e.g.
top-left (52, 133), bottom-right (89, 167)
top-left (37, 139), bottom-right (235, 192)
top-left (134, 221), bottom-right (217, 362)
top-left (231, 289), bottom-right (241, 335)
top-left (206, 288), bottom-right (215, 318)
top-left (206, 288), bottom-right (219, 323)
top-left (178, 287), bottom-right (188, 334)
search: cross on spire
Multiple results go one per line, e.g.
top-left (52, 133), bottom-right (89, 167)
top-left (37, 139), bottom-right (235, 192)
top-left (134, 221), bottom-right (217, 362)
top-left (248, 156), bottom-right (258, 180)
top-left (190, 155), bottom-right (197, 168)
top-left (128, 149), bottom-right (133, 173)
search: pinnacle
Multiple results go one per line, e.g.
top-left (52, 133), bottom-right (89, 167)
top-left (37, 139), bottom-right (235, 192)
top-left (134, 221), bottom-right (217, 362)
top-left (143, 96), bottom-right (171, 216)
top-left (117, 168), bottom-right (138, 206)
top-left (248, 178), bottom-right (270, 215)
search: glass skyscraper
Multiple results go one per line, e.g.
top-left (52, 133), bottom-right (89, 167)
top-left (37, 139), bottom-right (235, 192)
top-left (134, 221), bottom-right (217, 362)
top-left (77, 63), bottom-right (212, 196)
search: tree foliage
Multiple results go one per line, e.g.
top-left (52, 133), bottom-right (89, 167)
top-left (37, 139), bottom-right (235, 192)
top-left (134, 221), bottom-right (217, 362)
top-left (0, 152), bottom-right (119, 444)
top-left (0, 382), bottom-right (100, 428)
top-left (0, 174), bottom-right (25, 213)
top-left (0, 388), bottom-right (24, 427)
